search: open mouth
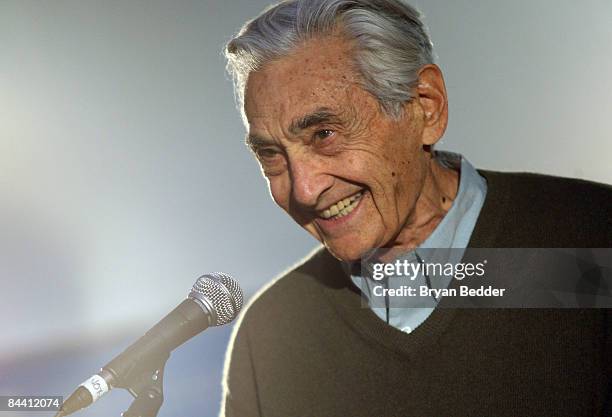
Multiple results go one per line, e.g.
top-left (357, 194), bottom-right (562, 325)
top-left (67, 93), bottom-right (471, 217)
top-left (318, 191), bottom-right (363, 220)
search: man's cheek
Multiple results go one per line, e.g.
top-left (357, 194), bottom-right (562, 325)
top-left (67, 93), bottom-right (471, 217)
top-left (268, 176), bottom-right (294, 214)
top-left (268, 183), bottom-right (286, 210)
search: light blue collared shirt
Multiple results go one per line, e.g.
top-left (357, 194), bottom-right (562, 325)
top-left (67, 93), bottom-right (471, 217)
top-left (350, 152), bottom-right (487, 333)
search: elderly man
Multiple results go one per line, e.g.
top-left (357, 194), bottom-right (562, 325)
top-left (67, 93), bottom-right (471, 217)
top-left (221, 0), bottom-right (612, 416)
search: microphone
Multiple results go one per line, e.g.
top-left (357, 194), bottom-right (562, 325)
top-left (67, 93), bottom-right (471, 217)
top-left (55, 272), bottom-right (243, 417)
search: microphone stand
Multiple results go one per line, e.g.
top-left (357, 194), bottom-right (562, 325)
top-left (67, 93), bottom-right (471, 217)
top-left (116, 352), bottom-right (170, 417)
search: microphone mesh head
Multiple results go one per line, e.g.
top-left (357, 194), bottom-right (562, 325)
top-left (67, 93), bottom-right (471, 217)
top-left (190, 272), bottom-right (243, 326)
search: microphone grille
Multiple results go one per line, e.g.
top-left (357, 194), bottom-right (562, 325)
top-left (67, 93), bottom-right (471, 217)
top-left (190, 272), bottom-right (243, 326)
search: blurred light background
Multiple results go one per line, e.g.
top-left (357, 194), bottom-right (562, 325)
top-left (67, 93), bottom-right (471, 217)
top-left (1, 0), bottom-right (611, 416)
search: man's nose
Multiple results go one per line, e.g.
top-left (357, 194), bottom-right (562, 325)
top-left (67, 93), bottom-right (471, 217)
top-left (288, 153), bottom-right (332, 208)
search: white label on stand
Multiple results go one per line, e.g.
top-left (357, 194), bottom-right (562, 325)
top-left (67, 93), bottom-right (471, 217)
top-left (80, 374), bottom-right (109, 402)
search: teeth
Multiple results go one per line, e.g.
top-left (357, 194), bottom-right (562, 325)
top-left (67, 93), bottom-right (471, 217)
top-left (319, 191), bottom-right (363, 220)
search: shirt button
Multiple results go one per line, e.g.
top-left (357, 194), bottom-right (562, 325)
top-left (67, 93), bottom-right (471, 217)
top-left (402, 326), bottom-right (412, 333)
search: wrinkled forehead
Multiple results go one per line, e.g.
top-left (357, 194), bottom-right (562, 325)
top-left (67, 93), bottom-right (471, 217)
top-left (243, 36), bottom-right (361, 127)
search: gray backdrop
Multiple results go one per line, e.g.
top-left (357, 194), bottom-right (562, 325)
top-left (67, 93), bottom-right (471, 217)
top-left (1, 1), bottom-right (611, 416)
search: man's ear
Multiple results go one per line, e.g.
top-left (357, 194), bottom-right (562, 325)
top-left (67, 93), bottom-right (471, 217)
top-left (412, 64), bottom-right (449, 146)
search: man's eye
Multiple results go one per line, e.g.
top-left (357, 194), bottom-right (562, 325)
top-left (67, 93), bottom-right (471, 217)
top-left (313, 129), bottom-right (335, 142)
top-left (253, 147), bottom-right (286, 176)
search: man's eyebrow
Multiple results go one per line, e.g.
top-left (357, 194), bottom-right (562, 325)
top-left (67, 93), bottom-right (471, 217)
top-left (289, 108), bottom-right (339, 135)
top-left (245, 108), bottom-right (340, 148)
top-left (245, 134), bottom-right (273, 149)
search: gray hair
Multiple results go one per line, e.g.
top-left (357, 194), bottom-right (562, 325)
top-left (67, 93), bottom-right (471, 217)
top-left (225, 0), bottom-right (435, 119)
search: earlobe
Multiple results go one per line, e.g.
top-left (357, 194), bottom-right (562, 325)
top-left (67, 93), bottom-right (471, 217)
top-left (415, 64), bottom-right (448, 146)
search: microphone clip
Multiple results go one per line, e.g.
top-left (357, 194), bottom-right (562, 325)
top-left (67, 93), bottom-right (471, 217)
top-left (118, 352), bottom-right (169, 417)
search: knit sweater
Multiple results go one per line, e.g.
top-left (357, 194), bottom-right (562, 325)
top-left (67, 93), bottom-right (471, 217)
top-left (221, 171), bottom-right (612, 417)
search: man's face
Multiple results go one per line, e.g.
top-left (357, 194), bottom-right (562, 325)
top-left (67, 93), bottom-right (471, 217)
top-left (244, 36), bottom-right (431, 262)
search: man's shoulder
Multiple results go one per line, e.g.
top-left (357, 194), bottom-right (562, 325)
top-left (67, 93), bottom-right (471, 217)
top-left (234, 246), bottom-right (344, 330)
top-left (480, 170), bottom-right (612, 216)
top-left (249, 245), bottom-right (329, 300)
top-left (477, 170), bottom-right (612, 246)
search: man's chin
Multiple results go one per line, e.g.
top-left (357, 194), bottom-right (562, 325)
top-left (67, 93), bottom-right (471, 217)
top-left (323, 242), bottom-right (370, 263)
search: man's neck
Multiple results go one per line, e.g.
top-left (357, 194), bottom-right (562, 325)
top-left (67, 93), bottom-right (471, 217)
top-left (379, 156), bottom-right (459, 260)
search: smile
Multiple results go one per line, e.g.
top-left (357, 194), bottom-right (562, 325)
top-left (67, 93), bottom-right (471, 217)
top-left (319, 191), bottom-right (363, 219)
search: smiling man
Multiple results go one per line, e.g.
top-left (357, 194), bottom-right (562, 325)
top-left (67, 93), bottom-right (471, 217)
top-left (221, 1), bottom-right (612, 416)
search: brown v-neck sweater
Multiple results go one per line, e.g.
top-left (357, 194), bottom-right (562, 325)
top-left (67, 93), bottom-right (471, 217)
top-left (222, 171), bottom-right (612, 417)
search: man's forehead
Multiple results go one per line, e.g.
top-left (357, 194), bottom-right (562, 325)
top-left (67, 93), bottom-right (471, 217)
top-left (245, 36), bottom-right (358, 99)
top-left (265, 34), bottom-right (355, 75)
